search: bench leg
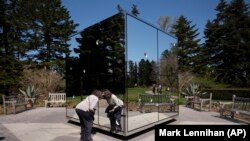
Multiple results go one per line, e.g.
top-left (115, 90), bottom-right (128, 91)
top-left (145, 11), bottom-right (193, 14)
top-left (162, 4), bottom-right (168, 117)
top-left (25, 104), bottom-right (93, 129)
top-left (220, 108), bottom-right (224, 117)
top-left (231, 111), bottom-right (235, 119)
top-left (139, 104), bottom-right (144, 113)
top-left (12, 104), bottom-right (16, 114)
top-left (209, 101), bottom-right (211, 112)
top-left (45, 101), bottom-right (48, 108)
top-left (3, 104), bottom-right (6, 114)
top-left (200, 103), bottom-right (203, 111)
top-left (191, 102), bottom-right (194, 109)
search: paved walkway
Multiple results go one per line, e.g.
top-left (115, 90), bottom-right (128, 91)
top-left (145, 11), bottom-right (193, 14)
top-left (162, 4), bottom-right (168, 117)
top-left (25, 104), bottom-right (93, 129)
top-left (0, 106), bottom-right (246, 141)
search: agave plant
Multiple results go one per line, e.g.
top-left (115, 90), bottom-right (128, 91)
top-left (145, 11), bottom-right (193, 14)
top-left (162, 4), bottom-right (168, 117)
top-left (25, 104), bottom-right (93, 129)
top-left (19, 85), bottom-right (37, 98)
top-left (182, 83), bottom-right (203, 96)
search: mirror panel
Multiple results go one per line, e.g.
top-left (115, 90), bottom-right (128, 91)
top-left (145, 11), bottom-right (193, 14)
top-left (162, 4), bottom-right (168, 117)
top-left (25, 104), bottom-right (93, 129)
top-left (126, 15), bottom-right (158, 131)
top-left (66, 32), bottom-right (82, 120)
top-left (66, 12), bottom-right (179, 135)
top-left (66, 13), bottom-right (125, 130)
top-left (158, 31), bottom-right (178, 120)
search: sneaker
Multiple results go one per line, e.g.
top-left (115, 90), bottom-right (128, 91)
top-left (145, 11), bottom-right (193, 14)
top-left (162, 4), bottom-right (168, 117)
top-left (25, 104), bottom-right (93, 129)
top-left (115, 120), bottom-right (119, 125)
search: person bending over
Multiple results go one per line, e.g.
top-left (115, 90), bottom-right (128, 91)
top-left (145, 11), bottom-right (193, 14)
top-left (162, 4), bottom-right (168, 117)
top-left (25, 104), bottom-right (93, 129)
top-left (75, 90), bottom-right (103, 141)
top-left (103, 89), bottom-right (124, 133)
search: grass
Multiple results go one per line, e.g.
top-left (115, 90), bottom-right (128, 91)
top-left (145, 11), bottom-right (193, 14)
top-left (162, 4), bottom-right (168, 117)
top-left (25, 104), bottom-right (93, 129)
top-left (65, 87), bottom-right (183, 105)
top-left (126, 87), bottom-right (151, 102)
top-left (66, 96), bottom-right (82, 108)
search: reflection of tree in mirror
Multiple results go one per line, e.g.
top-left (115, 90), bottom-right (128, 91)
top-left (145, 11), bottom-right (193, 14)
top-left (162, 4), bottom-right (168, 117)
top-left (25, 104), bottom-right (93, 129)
top-left (131, 4), bottom-right (140, 16)
top-left (66, 58), bottom-right (81, 97)
top-left (127, 61), bottom-right (138, 87)
top-left (127, 59), bottom-right (157, 87)
top-left (160, 49), bottom-right (178, 92)
top-left (138, 59), bottom-right (157, 87)
top-left (74, 13), bottom-right (125, 94)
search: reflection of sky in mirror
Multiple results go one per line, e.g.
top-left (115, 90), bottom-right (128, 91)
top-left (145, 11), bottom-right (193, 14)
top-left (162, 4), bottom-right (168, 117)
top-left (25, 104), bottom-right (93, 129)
top-left (127, 15), bottom-right (177, 63)
top-left (158, 31), bottom-right (177, 58)
top-left (69, 13), bottom-right (177, 61)
top-left (127, 15), bottom-right (157, 63)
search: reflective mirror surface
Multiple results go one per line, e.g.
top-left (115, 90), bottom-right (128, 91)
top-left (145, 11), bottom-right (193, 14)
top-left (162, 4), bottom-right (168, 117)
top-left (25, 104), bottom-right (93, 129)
top-left (66, 13), bottom-right (125, 130)
top-left (126, 14), bottom-right (178, 131)
top-left (66, 12), bottom-right (178, 136)
top-left (127, 15), bottom-right (158, 131)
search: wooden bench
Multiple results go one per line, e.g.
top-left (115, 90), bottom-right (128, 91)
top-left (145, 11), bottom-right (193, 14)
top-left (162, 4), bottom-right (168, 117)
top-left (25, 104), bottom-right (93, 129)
top-left (138, 94), bottom-right (175, 113)
top-left (220, 95), bottom-right (250, 119)
top-left (44, 93), bottom-right (66, 107)
top-left (189, 92), bottom-right (213, 111)
top-left (2, 95), bottom-right (29, 114)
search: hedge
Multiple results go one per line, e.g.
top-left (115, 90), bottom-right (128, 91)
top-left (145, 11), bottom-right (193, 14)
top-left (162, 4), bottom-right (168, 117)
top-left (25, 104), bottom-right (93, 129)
top-left (203, 89), bottom-right (250, 100)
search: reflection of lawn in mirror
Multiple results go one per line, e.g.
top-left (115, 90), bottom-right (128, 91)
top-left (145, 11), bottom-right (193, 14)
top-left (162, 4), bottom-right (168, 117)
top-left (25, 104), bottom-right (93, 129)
top-left (119, 87), bottom-right (151, 102)
top-left (66, 96), bottom-right (83, 108)
top-left (127, 87), bottom-right (151, 101)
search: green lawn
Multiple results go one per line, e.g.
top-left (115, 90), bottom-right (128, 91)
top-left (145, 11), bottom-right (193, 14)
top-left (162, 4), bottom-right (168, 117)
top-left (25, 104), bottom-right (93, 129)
top-left (126, 87), bottom-right (151, 102)
top-left (65, 87), bottom-right (184, 104)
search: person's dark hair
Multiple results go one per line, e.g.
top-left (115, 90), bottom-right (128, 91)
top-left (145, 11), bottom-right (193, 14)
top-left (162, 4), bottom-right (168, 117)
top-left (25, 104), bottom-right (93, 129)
top-left (92, 90), bottom-right (103, 99)
top-left (102, 89), bottom-right (112, 99)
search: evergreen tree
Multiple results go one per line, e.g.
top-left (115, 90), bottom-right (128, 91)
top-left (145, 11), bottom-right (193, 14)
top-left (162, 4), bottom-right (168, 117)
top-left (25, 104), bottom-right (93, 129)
top-left (131, 4), bottom-right (139, 16)
top-left (117, 4), bottom-right (123, 13)
top-left (222, 0), bottom-right (250, 86)
top-left (15, 0), bottom-right (78, 71)
top-left (203, 0), bottom-right (250, 86)
top-left (138, 59), bottom-right (155, 86)
top-left (75, 13), bottom-right (125, 93)
top-left (202, 0), bottom-right (228, 76)
top-left (128, 60), bottom-right (137, 87)
top-left (0, 0), bottom-right (23, 95)
top-left (171, 15), bottom-right (200, 72)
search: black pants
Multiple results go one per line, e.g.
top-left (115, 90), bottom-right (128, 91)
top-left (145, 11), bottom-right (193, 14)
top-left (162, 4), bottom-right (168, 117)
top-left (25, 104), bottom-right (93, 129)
top-left (108, 106), bottom-right (122, 131)
top-left (75, 109), bottom-right (94, 141)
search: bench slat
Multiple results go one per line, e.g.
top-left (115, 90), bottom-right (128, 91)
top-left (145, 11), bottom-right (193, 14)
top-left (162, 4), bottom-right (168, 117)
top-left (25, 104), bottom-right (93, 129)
top-left (138, 93), bottom-right (175, 113)
top-left (44, 93), bottom-right (66, 107)
top-left (187, 93), bottom-right (213, 112)
top-left (220, 95), bottom-right (250, 119)
top-left (2, 95), bottom-right (28, 114)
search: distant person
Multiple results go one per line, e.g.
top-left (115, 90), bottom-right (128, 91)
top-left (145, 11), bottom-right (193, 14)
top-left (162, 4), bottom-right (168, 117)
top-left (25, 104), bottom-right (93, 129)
top-left (75, 90), bottom-right (103, 141)
top-left (152, 84), bottom-right (156, 94)
top-left (158, 84), bottom-right (162, 94)
top-left (102, 89), bottom-right (124, 133)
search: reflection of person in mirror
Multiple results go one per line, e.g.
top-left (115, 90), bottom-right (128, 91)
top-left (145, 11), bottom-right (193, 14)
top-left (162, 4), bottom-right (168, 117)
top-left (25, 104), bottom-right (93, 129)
top-left (158, 84), bottom-right (162, 94)
top-left (103, 89), bottom-right (124, 133)
top-left (152, 84), bottom-right (156, 95)
top-left (75, 90), bottom-right (103, 141)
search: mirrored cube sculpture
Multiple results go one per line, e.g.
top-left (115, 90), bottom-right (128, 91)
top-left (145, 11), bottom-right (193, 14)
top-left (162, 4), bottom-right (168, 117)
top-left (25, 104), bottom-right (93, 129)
top-left (65, 12), bottom-right (179, 136)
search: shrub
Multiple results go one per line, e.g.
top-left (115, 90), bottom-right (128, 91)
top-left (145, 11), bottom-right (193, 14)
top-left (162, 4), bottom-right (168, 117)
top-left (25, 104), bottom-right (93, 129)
top-left (204, 88), bottom-right (250, 100)
top-left (19, 85), bottom-right (37, 98)
top-left (19, 69), bottom-right (65, 106)
top-left (181, 83), bottom-right (204, 96)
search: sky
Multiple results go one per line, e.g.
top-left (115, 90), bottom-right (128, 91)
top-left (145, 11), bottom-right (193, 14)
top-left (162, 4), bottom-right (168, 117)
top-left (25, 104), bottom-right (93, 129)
top-left (62, 0), bottom-right (220, 38)
top-left (61, 0), bottom-right (221, 58)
